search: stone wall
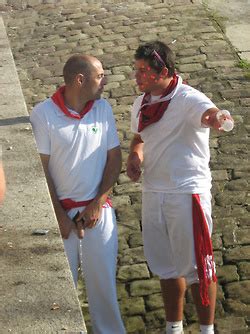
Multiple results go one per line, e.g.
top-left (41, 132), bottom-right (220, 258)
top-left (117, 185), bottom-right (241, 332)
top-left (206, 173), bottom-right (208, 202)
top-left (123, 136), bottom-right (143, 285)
top-left (1, 1), bottom-right (249, 333)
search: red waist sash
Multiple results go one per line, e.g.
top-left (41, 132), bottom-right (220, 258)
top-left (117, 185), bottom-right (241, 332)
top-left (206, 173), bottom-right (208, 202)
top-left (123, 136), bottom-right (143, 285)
top-left (192, 194), bottom-right (217, 306)
top-left (60, 198), bottom-right (112, 211)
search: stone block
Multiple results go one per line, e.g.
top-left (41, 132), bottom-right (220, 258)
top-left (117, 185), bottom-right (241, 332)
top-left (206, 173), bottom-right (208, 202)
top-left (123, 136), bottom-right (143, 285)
top-left (124, 315), bottom-right (145, 334)
top-left (224, 298), bottom-right (250, 317)
top-left (145, 293), bottom-right (163, 311)
top-left (145, 309), bottom-right (165, 330)
top-left (235, 229), bottom-right (250, 245)
top-left (106, 74), bottom-right (126, 82)
top-left (224, 246), bottom-right (250, 263)
top-left (238, 262), bottom-right (250, 280)
top-left (206, 60), bottom-right (236, 68)
top-left (215, 191), bottom-right (247, 206)
top-left (129, 233), bottom-right (143, 248)
top-left (117, 235), bottom-right (129, 252)
top-left (119, 246), bottom-right (145, 266)
top-left (120, 297), bottom-right (145, 316)
top-left (114, 183), bottom-right (141, 195)
top-left (212, 233), bottom-right (222, 250)
top-left (118, 173), bottom-right (132, 185)
top-left (178, 63), bottom-right (203, 72)
top-left (211, 170), bottom-right (228, 181)
top-left (225, 179), bottom-right (249, 191)
top-left (117, 283), bottom-right (129, 300)
top-left (111, 86), bottom-right (135, 98)
top-left (184, 302), bottom-right (198, 322)
top-left (216, 265), bottom-right (239, 283)
top-left (130, 279), bottom-right (161, 297)
top-left (179, 54), bottom-right (207, 64)
top-left (216, 316), bottom-right (248, 333)
top-left (212, 251), bottom-right (222, 267)
top-left (112, 195), bottom-right (131, 207)
top-left (100, 33), bottom-right (124, 42)
top-left (117, 263), bottom-right (150, 282)
top-left (31, 67), bottom-right (51, 80)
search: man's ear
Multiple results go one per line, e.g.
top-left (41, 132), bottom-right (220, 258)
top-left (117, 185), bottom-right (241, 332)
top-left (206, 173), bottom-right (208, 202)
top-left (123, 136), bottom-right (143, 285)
top-left (160, 67), bottom-right (169, 78)
top-left (76, 73), bottom-right (85, 86)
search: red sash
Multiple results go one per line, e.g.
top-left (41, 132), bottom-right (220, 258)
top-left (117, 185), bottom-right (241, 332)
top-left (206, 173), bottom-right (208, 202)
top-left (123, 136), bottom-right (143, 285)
top-left (51, 86), bottom-right (94, 119)
top-left (138, 74), bottom-right (178, 132)
top-left (60, 198), bottom-right (112, 211)
top-left (192, 194), bottom-right (217, 306)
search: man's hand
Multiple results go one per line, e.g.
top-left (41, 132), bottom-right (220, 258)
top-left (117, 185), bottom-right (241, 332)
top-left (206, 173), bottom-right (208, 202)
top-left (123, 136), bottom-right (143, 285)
top-left (57, 211), bottom-right (75, 239)
top-left (201, 108), bottom-right (234, 131)
top-left (77, 200), bottom-right (103, 229)
top-left (127, 152), bottom-right (142, 182)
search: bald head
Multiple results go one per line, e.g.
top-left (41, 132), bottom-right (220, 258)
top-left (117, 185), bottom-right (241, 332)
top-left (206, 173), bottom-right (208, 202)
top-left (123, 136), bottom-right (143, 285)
top-left (63, 54), bottom-right (100, 85)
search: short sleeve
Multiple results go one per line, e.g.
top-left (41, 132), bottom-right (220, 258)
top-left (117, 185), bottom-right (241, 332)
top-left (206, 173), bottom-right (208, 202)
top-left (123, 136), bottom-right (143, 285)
top-left (185, 89), bottom-right (216, 128)
top-left (30, 103), bottom-right (51, 155)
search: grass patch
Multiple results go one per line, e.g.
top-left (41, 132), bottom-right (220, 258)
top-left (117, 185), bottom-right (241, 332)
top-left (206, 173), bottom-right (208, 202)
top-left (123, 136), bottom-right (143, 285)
top-left (237, 59), bottom-right (250, 70)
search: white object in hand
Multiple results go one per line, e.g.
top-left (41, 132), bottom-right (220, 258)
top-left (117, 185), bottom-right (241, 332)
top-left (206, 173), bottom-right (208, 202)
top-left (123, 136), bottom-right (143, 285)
top-left (216, 110), bottom-right (234, 132)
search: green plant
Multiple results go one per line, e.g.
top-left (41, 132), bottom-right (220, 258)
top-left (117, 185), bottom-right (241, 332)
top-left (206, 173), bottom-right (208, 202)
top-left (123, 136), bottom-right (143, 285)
top-left (237, 59), bottom-right (250, 70)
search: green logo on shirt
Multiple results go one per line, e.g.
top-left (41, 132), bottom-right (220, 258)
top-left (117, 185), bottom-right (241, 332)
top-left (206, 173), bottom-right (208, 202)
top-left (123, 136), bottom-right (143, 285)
top-left (91, 126), bottom-right (98, 134)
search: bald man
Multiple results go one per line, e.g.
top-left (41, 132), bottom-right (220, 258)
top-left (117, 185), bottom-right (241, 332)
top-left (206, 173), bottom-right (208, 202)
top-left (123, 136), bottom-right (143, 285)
top-left (30, 55), bottom-right (125, 334)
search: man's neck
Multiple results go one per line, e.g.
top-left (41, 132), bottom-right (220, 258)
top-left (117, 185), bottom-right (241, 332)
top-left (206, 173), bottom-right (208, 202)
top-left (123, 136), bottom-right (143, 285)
top-left (64, 86), bottom-right (89, 114)
top-left (151, 76), bottom-right (173, 96)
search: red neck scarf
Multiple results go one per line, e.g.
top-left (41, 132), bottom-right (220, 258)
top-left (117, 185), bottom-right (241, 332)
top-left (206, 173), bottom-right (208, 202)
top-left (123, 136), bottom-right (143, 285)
top-left (51, 86), bottom-right (94, 119)
top-left (192, 194), bottom-right (217, 306)
top-left (138, 73), bottom-right (178, 132)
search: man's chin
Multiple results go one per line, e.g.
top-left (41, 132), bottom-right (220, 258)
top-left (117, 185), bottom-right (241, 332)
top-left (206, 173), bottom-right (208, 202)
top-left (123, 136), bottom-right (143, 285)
top-left (94, 92), bottom-right (102, 100)
top-left (138, 86), bottom-right (148, 93)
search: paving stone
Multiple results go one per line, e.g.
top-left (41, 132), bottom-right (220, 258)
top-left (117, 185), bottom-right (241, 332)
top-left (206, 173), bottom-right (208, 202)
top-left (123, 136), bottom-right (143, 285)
top-left (119, 246), bottom-right (145, 266)
top-left (117, 263), bottom-right (150, 282)
top-left (145, 293), bottom-right (163, 311)
top-left (224, 299), bottom-right (250, 317)
top-left (178, 63), bottom-right (203, 72)
top-left (130, 279), bottom-right (161, 297)
top-left (216, 265), bottom-right (239, 283)
top-left (216, 316), bottom-right (248, 333)
top-left (124, 316), bottom-right (145, 334)
top-left (224, 246), bottom-right (250, 263)
top-left (120, 297), bottom-right (145, 316)
top-left (145, 308), bottom-right (165, 330)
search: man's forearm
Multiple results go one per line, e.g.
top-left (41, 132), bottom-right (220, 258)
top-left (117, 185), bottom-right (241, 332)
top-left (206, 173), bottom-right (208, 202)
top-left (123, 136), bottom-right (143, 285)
top-left (94, 146), bottom-right (122, 205)
top-left (129, 134), bottom-right (144, 161)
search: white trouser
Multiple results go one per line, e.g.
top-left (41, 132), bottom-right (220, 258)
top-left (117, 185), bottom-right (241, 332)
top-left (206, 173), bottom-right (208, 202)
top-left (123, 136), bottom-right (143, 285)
top-left (142, 192), bottom-right (213, 285)
top-left (63, 206), bottom-right (125, 334)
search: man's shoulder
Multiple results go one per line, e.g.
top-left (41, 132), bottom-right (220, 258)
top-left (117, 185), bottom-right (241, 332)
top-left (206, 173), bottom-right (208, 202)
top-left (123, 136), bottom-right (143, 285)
top-left (94, 98), bottom-right (114, 119)
top-left (95, 98), bottom-right (111, 110)
top-left (176, 83), bottom-right (208, 101)
top-left (32, 97), bottom-right (54, 114)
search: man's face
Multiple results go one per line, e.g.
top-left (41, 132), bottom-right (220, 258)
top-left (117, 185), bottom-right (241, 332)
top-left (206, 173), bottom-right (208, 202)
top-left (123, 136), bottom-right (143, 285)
top-left (84, 59), bottom-right (107, 100)
top-left (134, 59), bottom-right (160, 93)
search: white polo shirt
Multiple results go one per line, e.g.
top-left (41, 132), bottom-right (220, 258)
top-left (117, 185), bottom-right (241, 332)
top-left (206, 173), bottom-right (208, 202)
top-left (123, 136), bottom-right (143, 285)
top-left (30, 98), bottom-right (120, 201)
top-left (131, 81), bottom-right (216, 194)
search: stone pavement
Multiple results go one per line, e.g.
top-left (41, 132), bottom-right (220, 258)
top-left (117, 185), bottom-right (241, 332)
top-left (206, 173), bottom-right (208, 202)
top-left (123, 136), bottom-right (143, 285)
top-left (0, 14), bottom-right (86, 334)
top-left (1, 0), bottom-right (250, 333)
top-left (204, 0), bottom-right (250, 62)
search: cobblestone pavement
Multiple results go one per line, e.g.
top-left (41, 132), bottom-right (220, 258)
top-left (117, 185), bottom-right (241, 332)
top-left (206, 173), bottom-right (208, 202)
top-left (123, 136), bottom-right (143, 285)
top-left (1, 1), bottom-right (250, 333)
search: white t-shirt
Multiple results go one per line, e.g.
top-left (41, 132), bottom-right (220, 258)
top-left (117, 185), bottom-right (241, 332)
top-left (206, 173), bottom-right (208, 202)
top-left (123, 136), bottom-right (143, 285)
top-left (30, 98), bottom-right (120, 201)
top-left (131, 80), bottom-right (216, 194)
